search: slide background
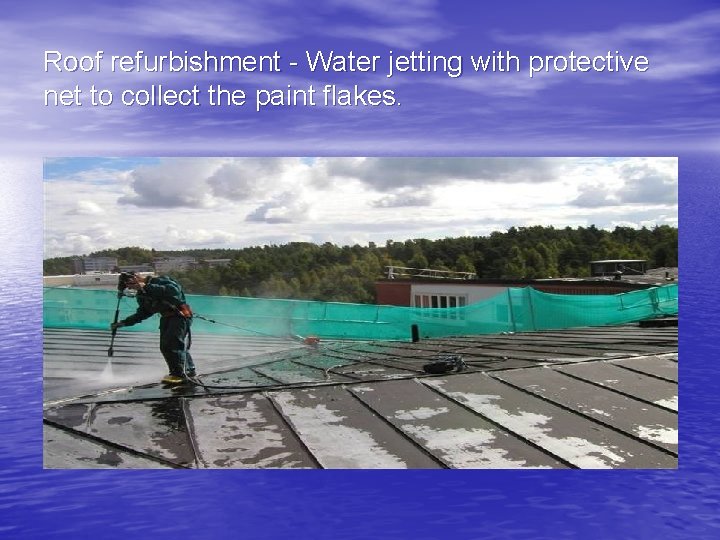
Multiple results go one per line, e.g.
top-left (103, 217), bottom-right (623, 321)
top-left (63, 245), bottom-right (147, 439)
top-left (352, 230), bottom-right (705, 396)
top-left (1, 2), bottom-right (718, 538)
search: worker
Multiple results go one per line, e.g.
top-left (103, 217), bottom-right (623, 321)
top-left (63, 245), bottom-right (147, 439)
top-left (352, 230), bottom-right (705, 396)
top-left (111, 272), bottom-right (196, 384)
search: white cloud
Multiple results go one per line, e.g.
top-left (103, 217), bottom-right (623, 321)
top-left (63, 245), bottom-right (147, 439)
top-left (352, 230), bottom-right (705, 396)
top-left (372, 188), bottom-right (434, 207)
top-left (43, 156), bottom-right (678, 258)
top-left (207, 159), bottom-right (291, 200)
top-left (66, 200), bottom-right (104, 215)
top-left (616, 162), bottom-right (677, 204)
top-left (119, 159), bottom-right (223, 208)
top-left (570, 157), bottom-right (677, 208)
top-left (164, 225), bottom-right (241, 246)
top-left (572, 186), bottom-right (616, 208)
top-left (246, 192), bottom-right (313, 223)
top-left (117, 158), bottom-right (310, 209)
top-left (319, 157), bottom-right (560, 191)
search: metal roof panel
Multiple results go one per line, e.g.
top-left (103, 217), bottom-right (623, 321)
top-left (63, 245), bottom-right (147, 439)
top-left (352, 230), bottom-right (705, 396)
top-left (44, 324), bottom-right (678, 469)
top-left (424, 373), bottom-right (676, 469)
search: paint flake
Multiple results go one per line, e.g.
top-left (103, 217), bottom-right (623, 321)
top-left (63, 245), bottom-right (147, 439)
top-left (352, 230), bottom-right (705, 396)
top-left (636, 425), bottom-right (678, 445)
top-left (395, 407), bottom-right (448, 420)
top-left (654, 396), bottom-right (678, 411)
top-left (272, 391), bottom-right (409, 468)
top-left (190, 397), bottom-right (305, 468)
top-left (426, 380), bottom-right (627, 468)
top-left (401, 424), bottom-right (539, 468)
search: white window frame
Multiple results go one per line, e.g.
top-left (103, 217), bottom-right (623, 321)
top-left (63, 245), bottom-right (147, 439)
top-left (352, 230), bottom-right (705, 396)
top-left (413, 294), bottom-right (468, 319)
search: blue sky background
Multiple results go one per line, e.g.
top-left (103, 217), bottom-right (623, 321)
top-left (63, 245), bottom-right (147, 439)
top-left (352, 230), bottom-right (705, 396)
top-left (1, 0), bottom-right (718, 155)
top-left (1, 1), bottom-right (719, 539)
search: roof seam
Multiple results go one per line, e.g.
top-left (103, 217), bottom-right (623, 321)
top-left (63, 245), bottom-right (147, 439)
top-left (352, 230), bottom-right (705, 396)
top-left (263, 391), bottom-right (324, 469)
top-left (488, 370), bottom-right (678, 458)
top-left (43, 418), bottom-right (188, 469)
top-left (549, 367), bottom-right (678, 414)
top-left (417, 376), bottom-right (577, 469)
top-left (344, 382), bottom-right (450, 469)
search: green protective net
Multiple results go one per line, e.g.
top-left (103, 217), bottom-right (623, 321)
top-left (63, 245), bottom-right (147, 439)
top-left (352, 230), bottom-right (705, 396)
top-left (43, 283), bottom-right (678, 341)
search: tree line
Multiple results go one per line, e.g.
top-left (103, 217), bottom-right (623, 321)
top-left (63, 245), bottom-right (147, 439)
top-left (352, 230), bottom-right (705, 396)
top-left (43, 225), bottom-right (678, 303)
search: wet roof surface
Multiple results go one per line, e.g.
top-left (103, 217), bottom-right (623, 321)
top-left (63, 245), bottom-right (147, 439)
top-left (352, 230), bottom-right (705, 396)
top-left (44, 324), bottom-right (678, 469)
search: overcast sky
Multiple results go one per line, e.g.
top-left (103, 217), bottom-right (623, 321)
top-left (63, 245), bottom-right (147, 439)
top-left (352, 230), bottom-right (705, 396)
top-left (44, 156), bottom-right (677, 258)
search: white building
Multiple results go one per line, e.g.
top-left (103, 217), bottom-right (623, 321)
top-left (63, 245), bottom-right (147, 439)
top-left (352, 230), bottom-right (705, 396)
top-left (73, 256), bottom-right (118, 274)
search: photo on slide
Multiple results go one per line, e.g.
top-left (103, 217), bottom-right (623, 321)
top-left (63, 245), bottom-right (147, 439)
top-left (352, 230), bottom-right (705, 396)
top-left (43, 156), bottom-right (677, 469)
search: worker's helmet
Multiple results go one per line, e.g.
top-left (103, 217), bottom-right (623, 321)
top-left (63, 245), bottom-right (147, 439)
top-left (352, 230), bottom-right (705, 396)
top-left (117, 272), bottom-right (140, 292)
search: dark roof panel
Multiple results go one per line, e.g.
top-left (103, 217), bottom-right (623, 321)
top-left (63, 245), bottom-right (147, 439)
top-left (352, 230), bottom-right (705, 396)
top-left (188, 393), bottom-right (320, 469)
top-left (270, 385), bottom-right (442, 469)
top-left (494, 365), bottom-right (677, 453)
top-left (424, 373), bottom-right (676, 469)
top-left (555, 361), bottom-right (678, 411)
top-left (44, 323), bottom-right (678, 469)
top-left (610, 354), bottom-right (678, 382)
top-left (44, 426), bottom-right (172, 469)
top-left (350, 378), bottom-right (567, 468)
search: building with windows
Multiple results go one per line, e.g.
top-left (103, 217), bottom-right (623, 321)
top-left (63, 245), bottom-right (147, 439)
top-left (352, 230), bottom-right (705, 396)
top-left (376, 266), bottom-right (676, 308)
top-left (72, 256), bottom-right (118, 274)
top-left (200, 258), bottom-right (232, 268)
top-left (117, 264), bottom-right (155, 273)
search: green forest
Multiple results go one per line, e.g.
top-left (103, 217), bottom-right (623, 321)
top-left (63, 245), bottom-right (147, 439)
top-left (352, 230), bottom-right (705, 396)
top-left (44, 225), bottom-right (678, 303)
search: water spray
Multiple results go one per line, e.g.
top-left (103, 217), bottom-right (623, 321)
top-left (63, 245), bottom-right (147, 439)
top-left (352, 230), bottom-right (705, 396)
top-left (107, 293), bottom-right (122, 358)
top-left (105, 273), bottom-right (134, 379)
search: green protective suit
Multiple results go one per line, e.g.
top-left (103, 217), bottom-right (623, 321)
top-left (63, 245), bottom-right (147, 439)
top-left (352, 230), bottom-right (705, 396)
top-left (121, 276), bottom-right (195, 376)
